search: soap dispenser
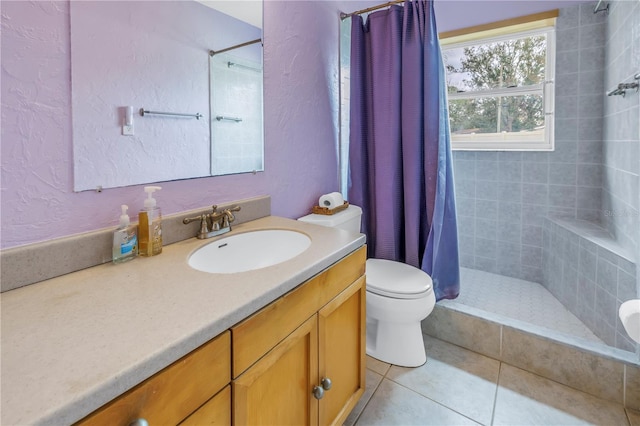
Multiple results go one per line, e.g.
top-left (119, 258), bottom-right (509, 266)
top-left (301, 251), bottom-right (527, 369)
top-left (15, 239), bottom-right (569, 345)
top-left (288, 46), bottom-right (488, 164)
top-left (112, 204), bottom-right (138, 263)
top-left (138, 186), bottom-right (163, 257)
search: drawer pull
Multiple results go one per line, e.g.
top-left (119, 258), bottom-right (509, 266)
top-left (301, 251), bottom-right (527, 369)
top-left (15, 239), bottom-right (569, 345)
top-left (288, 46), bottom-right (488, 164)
top-left (129, 419), bottom-right (149, 426)
top-left (312, 385), bottom-right (324, 400)
top-left (321, 377), bottom-right (332, 391)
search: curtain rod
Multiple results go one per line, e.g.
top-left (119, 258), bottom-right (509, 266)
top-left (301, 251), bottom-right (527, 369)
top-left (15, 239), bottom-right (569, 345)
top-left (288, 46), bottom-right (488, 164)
top-left (340, 0), bottom-right (405, 20)
top-left (209, 38), bottom-right (262, 57)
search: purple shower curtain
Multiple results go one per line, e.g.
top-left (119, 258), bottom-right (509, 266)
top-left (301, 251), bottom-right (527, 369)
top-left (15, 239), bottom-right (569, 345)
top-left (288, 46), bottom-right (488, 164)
top-left (348, 0), bottom-right (459, 300)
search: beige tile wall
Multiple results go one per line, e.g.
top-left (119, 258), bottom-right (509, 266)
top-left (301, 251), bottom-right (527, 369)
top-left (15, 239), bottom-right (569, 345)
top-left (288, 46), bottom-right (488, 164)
top-left (423, 304), bottom-right (640, 407)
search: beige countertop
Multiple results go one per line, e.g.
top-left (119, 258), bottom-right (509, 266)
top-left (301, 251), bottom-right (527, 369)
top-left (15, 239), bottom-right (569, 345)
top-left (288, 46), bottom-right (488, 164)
top-left (1, 216), bottom-right (366, 425)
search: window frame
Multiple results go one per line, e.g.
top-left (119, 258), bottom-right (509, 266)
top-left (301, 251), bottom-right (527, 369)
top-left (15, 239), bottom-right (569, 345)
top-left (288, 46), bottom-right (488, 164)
top-left (442, 24), bottom-right (556, 151)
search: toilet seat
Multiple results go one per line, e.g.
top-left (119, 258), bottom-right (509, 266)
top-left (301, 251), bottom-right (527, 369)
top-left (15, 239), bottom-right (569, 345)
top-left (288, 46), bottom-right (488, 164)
top-left (366, 259), bottom-right (433, 299)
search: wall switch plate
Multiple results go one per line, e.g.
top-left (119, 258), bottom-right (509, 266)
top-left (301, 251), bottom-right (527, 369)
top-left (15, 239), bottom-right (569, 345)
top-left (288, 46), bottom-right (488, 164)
top-left (122, 125), bottom-right (134, 136)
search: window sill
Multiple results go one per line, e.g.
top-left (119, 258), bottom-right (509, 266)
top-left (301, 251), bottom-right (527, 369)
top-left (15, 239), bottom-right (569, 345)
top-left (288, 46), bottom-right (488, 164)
top-left (452, 144), bottom-right (554, 151)
top-left (450, 129), bottom-right (554, 151)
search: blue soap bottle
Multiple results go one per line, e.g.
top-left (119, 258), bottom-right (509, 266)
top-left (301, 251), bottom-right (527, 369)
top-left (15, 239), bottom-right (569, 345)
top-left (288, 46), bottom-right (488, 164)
top-left (112, 204), bottom-right (138, 263)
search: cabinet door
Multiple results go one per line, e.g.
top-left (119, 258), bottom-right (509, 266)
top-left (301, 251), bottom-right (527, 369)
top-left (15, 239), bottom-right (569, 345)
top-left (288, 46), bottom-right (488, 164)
top-left (231, 246), bottom-right (366, 378)
top-left (233, 315), bottom-right (319, 426)
top-left (318, 277), bottom-right (366, 426)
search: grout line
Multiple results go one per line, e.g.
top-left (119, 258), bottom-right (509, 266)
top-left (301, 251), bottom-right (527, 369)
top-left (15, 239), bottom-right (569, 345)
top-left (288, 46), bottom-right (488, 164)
top-left (623, 364), bottom-right (627, 408)
top-left (491, 362), bottom-right (504, 426)
top-left (351, 370), bottom-right (386, 426)
top-left (381, 366), bottom-right (391, 378)
top-left (382, 376), bottom-right (485, 425)
top-left (499, 324), bottom-right (504, 360)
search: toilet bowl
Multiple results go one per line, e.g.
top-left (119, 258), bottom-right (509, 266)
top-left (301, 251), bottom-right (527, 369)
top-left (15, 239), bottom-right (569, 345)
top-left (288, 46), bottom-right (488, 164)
top-left (298, 205), bottom-right (436, 367)
top-left (366, 258), bottom-right (435, 367)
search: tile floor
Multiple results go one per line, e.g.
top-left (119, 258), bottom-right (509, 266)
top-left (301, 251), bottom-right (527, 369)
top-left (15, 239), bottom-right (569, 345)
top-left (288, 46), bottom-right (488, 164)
top-left (345, 335), bottom-right (640, 425)
top-left (441, 268), bottom-right (602, 344)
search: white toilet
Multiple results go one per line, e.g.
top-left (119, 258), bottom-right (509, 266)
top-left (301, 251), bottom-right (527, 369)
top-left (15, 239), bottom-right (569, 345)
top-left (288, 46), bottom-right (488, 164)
top-left (299, 205), bottom-right (436, 367)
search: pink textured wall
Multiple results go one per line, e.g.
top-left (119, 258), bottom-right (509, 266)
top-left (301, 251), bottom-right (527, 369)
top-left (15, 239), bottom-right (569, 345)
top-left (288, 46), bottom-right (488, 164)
top-left (1, 1), bottom-right (341, 249)
top-left (1, 0), bottom-right (586, 249)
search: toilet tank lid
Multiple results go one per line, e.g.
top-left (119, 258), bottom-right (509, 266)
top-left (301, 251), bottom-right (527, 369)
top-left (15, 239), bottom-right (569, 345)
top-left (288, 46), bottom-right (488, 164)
top-left (366, 258), bottom-right (432, 297)
top-left (298, 205), bottom-right (362, 227)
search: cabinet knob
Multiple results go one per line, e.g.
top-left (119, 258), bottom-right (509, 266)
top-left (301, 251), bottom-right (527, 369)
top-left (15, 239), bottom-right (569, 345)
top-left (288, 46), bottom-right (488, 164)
top-left (312, 385), bottom-right (325, 400)
top-left (129, 419), bottom-right (149, 426)
top-left (321, 377), bottom-right (332, 391)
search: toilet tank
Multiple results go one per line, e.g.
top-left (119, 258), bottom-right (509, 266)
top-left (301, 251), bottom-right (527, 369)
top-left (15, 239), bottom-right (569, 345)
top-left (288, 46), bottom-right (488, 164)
top-left (298, 205), bottom-right (362, 233)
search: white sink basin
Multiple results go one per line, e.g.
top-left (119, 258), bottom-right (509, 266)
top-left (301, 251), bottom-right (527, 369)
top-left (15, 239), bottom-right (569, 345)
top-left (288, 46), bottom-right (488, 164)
top-left (188, 229), bottom-right (312, 274)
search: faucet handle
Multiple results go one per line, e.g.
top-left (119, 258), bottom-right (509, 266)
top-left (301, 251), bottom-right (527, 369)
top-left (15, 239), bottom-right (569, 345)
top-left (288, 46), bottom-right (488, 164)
top-left (183, 214), bottom-right (210, 239)
top-left (223, 205), bottom-right (241, 225)
top-left (183, 214), bottom-right (204, 225)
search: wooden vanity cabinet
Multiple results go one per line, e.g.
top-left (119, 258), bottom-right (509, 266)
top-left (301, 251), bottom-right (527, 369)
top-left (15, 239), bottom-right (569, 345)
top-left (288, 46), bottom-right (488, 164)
top-left (318, 276), bottom-right (366, 425)
top-left (232, 246), bottom-right (367, 426)
top-left (75, 245), bottom-right (366, 426)
top-left (76, 331), bottom-right (231, 426)
top-left (234, 314), bottom-right (320, 424)
top-left (180, 385), bottom-right (231, 425)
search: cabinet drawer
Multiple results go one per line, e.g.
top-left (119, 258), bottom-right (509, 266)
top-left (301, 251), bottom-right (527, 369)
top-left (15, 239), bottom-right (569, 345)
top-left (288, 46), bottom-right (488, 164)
top-left (232, 246), bottom-right (365, 378)
top-left (77, 331), bottom-right (231, 426)
top-left (180, 385), bottom-right (231, 425)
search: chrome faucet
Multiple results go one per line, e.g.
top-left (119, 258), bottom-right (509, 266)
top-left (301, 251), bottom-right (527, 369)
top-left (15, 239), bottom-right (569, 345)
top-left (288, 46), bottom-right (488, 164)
top-left (183, 205), bottom-right (241, 239)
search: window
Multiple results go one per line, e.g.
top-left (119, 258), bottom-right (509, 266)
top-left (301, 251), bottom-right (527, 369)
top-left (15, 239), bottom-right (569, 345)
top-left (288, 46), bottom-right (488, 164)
top-left (441, 12), bottom-right (557, 151)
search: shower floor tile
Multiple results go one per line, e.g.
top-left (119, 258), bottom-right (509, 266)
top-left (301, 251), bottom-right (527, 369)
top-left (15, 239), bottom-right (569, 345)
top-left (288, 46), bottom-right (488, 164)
top-left (441, 267), bottom-right (602, 344)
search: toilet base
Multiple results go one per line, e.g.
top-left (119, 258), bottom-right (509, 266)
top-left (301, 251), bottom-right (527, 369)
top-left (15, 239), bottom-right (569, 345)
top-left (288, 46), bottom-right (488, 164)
top-left (366, 318), bottom-right (427, 367)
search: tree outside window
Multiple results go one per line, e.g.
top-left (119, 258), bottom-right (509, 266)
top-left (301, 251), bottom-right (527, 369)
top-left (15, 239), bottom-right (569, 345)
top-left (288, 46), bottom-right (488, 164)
top-left (442, 27), bottom-right (555, 151)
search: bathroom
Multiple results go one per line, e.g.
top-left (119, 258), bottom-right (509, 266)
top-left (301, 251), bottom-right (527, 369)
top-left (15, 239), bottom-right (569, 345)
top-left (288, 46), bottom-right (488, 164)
top-left (1, 0), bottom-right (639, 424)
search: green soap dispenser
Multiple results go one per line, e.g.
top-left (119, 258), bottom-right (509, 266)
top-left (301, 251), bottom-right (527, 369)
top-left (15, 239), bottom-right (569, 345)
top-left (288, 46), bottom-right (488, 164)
top-left (138, 186), bottom-right (162, 256)
top-left (112, 204), bottom-right (138, 263)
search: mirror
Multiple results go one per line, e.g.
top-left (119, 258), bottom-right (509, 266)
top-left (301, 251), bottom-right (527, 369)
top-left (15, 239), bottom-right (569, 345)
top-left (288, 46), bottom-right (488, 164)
top-left (210, 39), bottom-right (264, 175)
top-left (70, 0), bottom-right (263, 192)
